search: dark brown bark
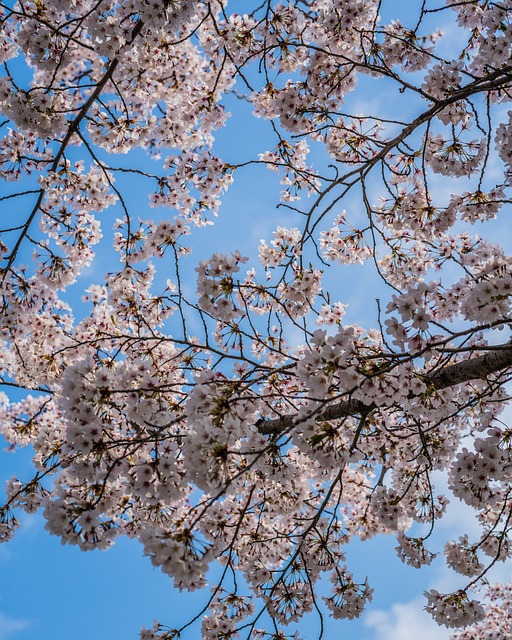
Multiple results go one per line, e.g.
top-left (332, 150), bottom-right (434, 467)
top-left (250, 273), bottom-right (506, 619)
top-left (257, 344), bottom-right (512, 436)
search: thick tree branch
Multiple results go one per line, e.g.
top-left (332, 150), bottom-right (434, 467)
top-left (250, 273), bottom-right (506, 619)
top-left (258, 343), bottom-right (512, 435)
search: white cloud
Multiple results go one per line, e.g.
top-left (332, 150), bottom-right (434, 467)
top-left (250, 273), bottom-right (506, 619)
top-left (0, 613), bottom-right (29, 640)
top-left (363, 597), bottom-right (451, 640)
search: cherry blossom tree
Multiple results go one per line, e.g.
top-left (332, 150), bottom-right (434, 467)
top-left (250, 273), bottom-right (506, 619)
top-left (1, 0), bottom-right (512, 637)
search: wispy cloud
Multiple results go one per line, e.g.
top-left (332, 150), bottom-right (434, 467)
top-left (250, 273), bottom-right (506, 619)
top-left (363, 597), bottom-right (451, 640)
top-left (0, 612), bottom-right (30, 640)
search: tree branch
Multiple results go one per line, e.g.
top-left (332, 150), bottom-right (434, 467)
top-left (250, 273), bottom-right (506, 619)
top-left (257, 343), bottom-right (512, 435)
top-left (0, 19), bottom-right (144, 278)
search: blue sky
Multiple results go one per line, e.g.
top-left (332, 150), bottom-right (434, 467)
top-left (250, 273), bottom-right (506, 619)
top-left (1, 2), bottom-right (512, 639)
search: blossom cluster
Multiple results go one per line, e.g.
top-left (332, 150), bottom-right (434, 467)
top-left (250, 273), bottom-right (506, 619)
top-left (1, 0), bottom-right (512, 639)
top-left (425, 589), bottom-right (485, 628)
